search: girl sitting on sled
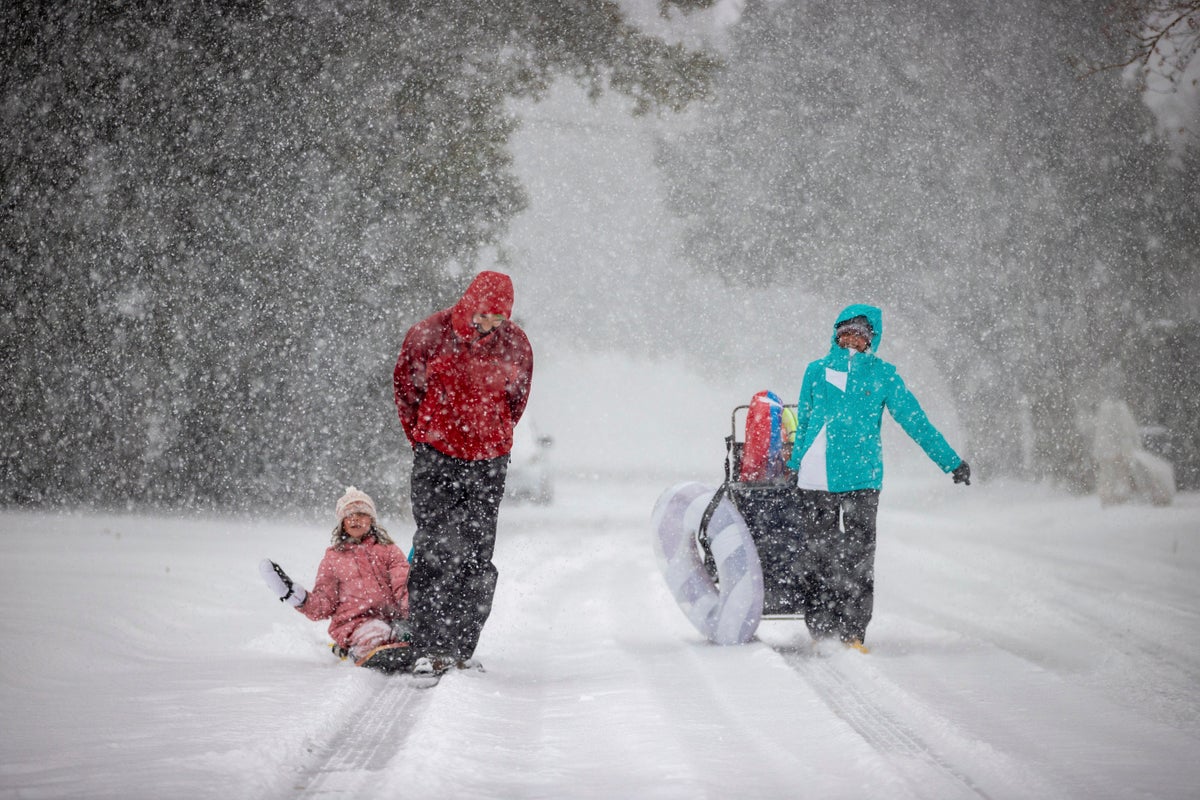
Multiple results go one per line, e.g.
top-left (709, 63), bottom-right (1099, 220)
top-left (260, 487), bottom-right (411, 664)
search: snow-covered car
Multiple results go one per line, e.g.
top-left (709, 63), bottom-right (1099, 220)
top-left (505, 420), bottom-right (554, 505)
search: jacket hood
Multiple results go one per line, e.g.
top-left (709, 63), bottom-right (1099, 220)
top-left (450, 271), bottom-right (515, 339)
top-left (830, 303), bottom-right (883, 353)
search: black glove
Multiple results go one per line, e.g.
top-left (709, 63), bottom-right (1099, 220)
top-left (952, 461), bottom-right (971, 486)
top-left (259, 559), bottom-right (308, 607)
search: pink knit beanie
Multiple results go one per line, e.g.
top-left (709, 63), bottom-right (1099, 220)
top-left (335, 486), bottom-right (377, 521)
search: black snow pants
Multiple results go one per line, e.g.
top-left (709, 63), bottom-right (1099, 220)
top-left (408, 443), bottom-right (509, 662)
top-left (796, 488), bottom-right (880, 643)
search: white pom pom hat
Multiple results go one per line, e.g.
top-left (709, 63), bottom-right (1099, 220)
top-left (335, 486), bottom-right (377, 521)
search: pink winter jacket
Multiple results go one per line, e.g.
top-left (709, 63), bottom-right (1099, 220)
top-left (299, 535), bottom-right (410, 648)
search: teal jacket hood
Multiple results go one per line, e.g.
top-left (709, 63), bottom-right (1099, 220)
top-left (830, 304), bottom-right (883, 353)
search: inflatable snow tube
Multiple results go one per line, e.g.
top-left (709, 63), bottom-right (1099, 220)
top-left (650, 482), bottom-right (764, 645)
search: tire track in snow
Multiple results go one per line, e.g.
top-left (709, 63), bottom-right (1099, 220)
top-left (288, 677), bottom-right (433, 798)
top-left (777, 647), bottom-right (996, 800)
top-left (1039, 584), bottom-right (1200, 686)
top-left (887, 532), bottom-right (1200, 735)
top-left (908, 590), bottom-right (1200, 740)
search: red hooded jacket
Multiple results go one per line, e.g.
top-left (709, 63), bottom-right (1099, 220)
top-left (393, 271), bottom-right (533, 460)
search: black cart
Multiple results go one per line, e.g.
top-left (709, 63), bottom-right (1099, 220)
top-left (697, 404), bottom-right (809, 618)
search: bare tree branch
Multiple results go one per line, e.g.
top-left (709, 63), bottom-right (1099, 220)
top-left (1083, 1), bottom-right (1200, 85)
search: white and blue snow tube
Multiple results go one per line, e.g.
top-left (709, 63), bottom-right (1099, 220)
top-left (651, 482), bottom-right (764, 645)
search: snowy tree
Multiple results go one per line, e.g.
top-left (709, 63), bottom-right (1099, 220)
top-left (658, 0), bottom-right (1197, 488)
top-left (0, 0), bottom-right (718, 511)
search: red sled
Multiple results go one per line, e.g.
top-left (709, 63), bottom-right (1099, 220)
top-left (738, 390), bottom-right (792, 481)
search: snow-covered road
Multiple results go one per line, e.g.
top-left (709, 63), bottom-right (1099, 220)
top-left (3, 473), bottom-right (1198, 799)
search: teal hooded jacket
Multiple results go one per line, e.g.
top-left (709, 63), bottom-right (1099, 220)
top-left (785, 304), bottom-right (961, 492)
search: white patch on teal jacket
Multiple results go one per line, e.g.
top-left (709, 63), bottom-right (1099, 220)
top-left (787, 304), bottom-right (961, 492)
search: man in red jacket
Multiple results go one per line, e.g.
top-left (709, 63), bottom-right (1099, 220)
top-left (393, 270), bottom-right (533, 669)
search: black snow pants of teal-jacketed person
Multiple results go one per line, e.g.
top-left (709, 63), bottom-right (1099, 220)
top-left (796, 488), bottom-right (881, 643)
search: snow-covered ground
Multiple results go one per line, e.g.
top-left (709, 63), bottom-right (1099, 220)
top-left (4, 409), bottom-right (1199, 798)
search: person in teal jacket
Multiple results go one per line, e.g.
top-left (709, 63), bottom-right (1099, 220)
top-left (786, 304), bottom-right (970, 651)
